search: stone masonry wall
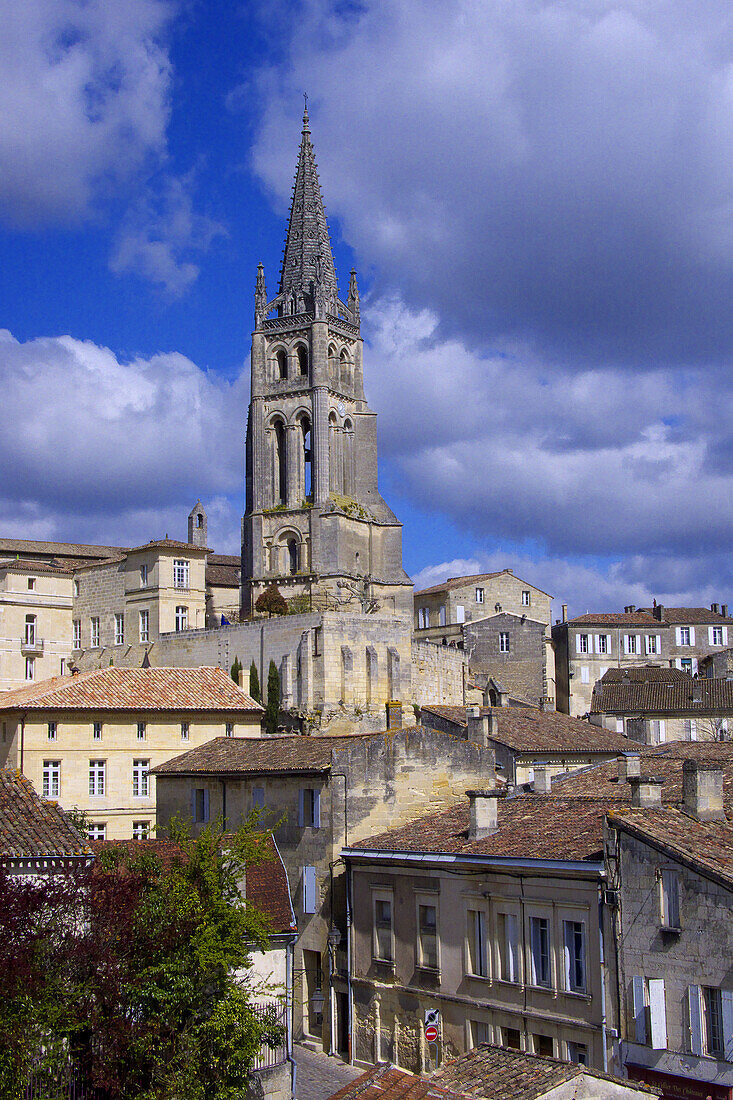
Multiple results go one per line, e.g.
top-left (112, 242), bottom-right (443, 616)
top-left (411, 640), bottom-right (466, 707)
top-left (464, 614), bottom-right (546, 704)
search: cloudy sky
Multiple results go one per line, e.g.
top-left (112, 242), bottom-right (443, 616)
top-left (1, 0), bottom-right (732, 617)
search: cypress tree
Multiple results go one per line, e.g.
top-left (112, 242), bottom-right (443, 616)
top-left (249, 661), bottom-right (261, 703)
top-left (265, 659), bottom-right (280, 736)
top-left (230, 656), bottom-right (242, 684)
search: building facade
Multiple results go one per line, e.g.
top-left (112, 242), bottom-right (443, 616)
top-left (591, 672), bottom-right (733, 744)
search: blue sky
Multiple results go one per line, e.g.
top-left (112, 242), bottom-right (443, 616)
top-left (2, 0), bottom-right (733, 617)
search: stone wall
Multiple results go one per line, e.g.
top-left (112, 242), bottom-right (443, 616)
top-left (411, 640), bottom-right (466, 707)
top-left (464, 613), bottom-right (547, 704)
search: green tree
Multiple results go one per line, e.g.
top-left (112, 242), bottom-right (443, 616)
top-left (0, 822), bottom-right (283, 1100)
top-left (255, 583), bottom-right (288, 618)
top-left (230, 655), bottom-right (242, 684)
top-left (249, 661), bottom-right (261, 703)
top-left (265, 659), bottom-right (280, 736)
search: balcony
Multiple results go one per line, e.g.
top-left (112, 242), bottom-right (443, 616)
top-left (21, 636), bottom-right (44, 657)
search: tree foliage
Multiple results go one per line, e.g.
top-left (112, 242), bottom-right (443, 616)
top-left (265, 660), bottom-right (280, 736)
top-left (254, 584), bottom-right (288, 618)
top-left (249, 661), bottom-right (261, 703)
top-left (0, 821), bottom-right (283, 1100)
top-left (230, 655), bottom-right (242, 685)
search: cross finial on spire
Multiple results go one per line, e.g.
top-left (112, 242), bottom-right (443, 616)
top-left (302, 92), bottom-right (309, 131)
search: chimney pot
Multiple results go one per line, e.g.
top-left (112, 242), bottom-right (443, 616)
top-left (711, 603), bottom-right (720, 615)
top-left (533, 764), bottom-right (552, 795)
top-left (467, 789), bottom-right (503, 840)
top-left (629, 775), bottom-right (664, 807)
top-left (722, 604), bottom-right (729, 619)
top-left (654, 604), bottom-right (664, 621)
top-left (466, 706), bottom-right (490, 747)
top-left (683, 760), bottom-right (725, 821)
top-left (561, 604), bottom-right (568, 623)
top-left (624, 605), bottom-right (636, 614)
top-left (618, 753), bottom-right (641, 782)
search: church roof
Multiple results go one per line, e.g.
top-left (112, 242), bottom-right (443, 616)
top-left (278, 104), bottom-right (339, 309)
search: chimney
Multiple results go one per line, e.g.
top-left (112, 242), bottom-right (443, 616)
top-left (629, 776), bottom-right (664, 808)
top-left (533, 764), bottom-right (552, 795)
top-left (466, 705), bottom-right (490, 747)
top-left (711, 603), bottom-right (720, 615)
top-left (722, 604), bottom-right (729, 619)
top-left (540, 696), bottom-right (554, 712)
top-left (562, 604), bottom-right (568, 623)
top-left (618, 753), bottom-right (641, 783)
top-left (386, 701), bottom-right (402, 730)
top-left (467, 789), bottom-right (503, 840)
top-left (654, 604), bottom-right (664, 621)
top-left (624, 605), bottom-right (636, 614)
top-left (683, 761), bottom-right (725, 822)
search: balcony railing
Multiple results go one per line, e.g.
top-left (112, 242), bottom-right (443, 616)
top-left (21, 637), bottom-right (44, 657)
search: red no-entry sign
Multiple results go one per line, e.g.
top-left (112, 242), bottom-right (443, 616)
top-left (425, 1025), bottom-right (439, 1043)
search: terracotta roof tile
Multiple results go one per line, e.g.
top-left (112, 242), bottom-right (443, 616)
top-left (0, 557), bottom-right (76, 575)
top-left (415, 571), bottom-right (552, 599)
top-left (328, 1065), bottom-right (467, 1100)
top-left (421, 705), bottom-right (632, 754)
top-left (127, 538), bottom-right (209, 554)
top-left (244, 834), bottom-right (297, 933)
top-left (152, 731), bottom-right (389, 776)
top-left (0, 667), bottom-right (263, 713)
top-left (608, 807), bottom-right (733, 888)
top-left (0, 537), bottom-right (125, 559)
top-left (0, 768), bottom-right (92, 861)
top-left (600, 666), bottom-right (691, 683)
top-left (565, 612), bottom-right (660, 626)
top-left (591, 676), bottom-right (733, 715)
top-left (639, 606), bottom-right (733, 625)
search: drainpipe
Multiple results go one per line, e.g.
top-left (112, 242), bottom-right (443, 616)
top-left (598, 884), bottom-right (609, 1073)
top-left (346, 856), bottom-right (353, 1064)
top-left (20, 711), bottom-right (27, 773)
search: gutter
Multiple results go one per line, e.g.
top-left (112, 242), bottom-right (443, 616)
top-left (342, 848), bottom-right (605, 875)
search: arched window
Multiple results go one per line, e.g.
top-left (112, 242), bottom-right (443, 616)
top-left (329, 411), bottom-right (339, 493)
top-left (328, 344), bottom-right (337, 382)
top-left (297, 345), bottom-right (308, 376)
top-left (196, 514), bottom-right (203, 529)
top-left (287, 538), bottom-right (298, 574)
top-left (276, 349), bottom-right (287, 380)
top-left (340, 349), bottom-right (351, 387)
top-left (343, 418), bottom-right (354, 496)
top-left (273, 419), bottom-right (287, 505)
top-left (299, 414), bottom-right (312, 500)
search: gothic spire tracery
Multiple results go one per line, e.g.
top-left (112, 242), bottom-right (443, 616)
top-left (278, 105), bottom-right (339, 316)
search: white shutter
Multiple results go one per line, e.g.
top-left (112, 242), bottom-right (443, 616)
top-left (616, 719), bottom-right (624, 734)
top-left (724, 627), bottom-right (729, 645)
top-left (563, 923), bottom-right (572, 990)
top-left (709, 627), bottom-right (715, 645)
top-left (575, 634), bottom-right (582, 654)
top-left (623, 635), bottom-right (630, 655)
top-left (581, 666), bottom-right (589, 684)
top-left (676, 628), bottom-right (682, 646)
top-left (594, 634), bottom-right (600, 653)
top-left (506, 913), bottom-right (518, 983)
top-left (690, 719), bottom-right (697, 741)
top-left (600, 666), bottom-right (608, 678)
top-left (659, 720), bottom-right (666, 743)
top-left (649, 978), bottom-right (667, 1049)
top-left (303, 865), bottom-right (316, 913)
top-left (690, 627), bottom-right (696, 645)
top-left (456, 605), bottom-right (465, 624)
top-left (688, 986), bottom-right (704, 1055)
top-left (692, 658), bottom-right (698, 675)
top-left (722, 990), bottom-right (733, 1062)
top-left (313, 789), bottom-right (321, 828)
top-left (636, 634), bottom-right (642, 654)
top-left (632, 976), bottom-right (647, 1044)
top-left (675, 659), bottom-right (683, 670)
top-left (656, 634), bottom-right (661, 654)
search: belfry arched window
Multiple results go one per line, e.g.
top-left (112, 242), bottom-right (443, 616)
top-left (287, 538), bottom-right (298, 574)
top-left (273, 418), bottom-right (287, 505)
top-left (297, 345), bottom-right (308, 376)
top-left (276, 349), bottom-right (287, 380)
top-left (340, 349), bottom-right (351, 388)
top-left (298, 413), bottom-right (312, 500)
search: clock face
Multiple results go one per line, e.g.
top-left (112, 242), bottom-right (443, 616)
top-left (337, 401), bottom-right (345, 416)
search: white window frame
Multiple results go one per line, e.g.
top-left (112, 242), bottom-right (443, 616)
top-left (25, 657), bottom-right (34, 681)
top-left (711, 626), bottom-right (725, 646)
top-left (645, 634), bottom-right (659, 655)
top-left (418, 607), bottom-right (429, 629)
top-left (132, 821), bottom-right (150, 840)
top-left (139, 609), bottom-right (150, 643)
top-left (522, 590), bottom-right (531, 606)
top-left (529, 913), bottom-right (552, 988)
top-left (660, 868), bottom-right (680, 929)
top-left (596, 633), bottom-right (609, 655)
top-left (416, 895), bottom-right (439, 971)
top-left (563, 919), bottom-right (587, 993)
top-left (624, 633), bottom-right (639, 655)
top-left (47, 721), bottom-right (57, 742)
top-left (93, 721), bottom-right (102, 741)
top-left (87, 823), bottom-right (106, 841)
top-left (173, 559), bottom-right (190, 589)
top-left (180, 721), bottom-right (189, 741)
top-left (42, 760), bottom-right (60, 798)
top-left (90, 617), bottom-right (100, 648)
top-left (89, 759), bottom-right (106, 797)
top-left (137, 722), bottom-right (146, 741)
top-left (496, 910), bottom-right (520, 983)
top-left (499, 631), bottom-right (510, 653)
top-left (577, 633), bottom-right (589, 654)
top-left (466, 906), bottom-right (488, 978)
top-left (175, 605), bottom-right (188, 632)
top-left (132, 758), bottom-right (149, 798)
top-left (372, 889), bottom-right (394, 963)
top-left (475, 587), bottom-right (484, 604)
top-left (73, 619), bottom-right (81, 649)
top-left (25, 614), bottom-right (36, 645)
top-left (140, 564), bottom-right (148, 587)
top-left (114, 613), bottom-right (124, 646)
top-left (566, 1041), bottom-right (589, 1065)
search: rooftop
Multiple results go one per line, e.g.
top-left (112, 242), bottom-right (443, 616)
top-left (415, 569), bottom-right (552, 599)
top-left (152, 730), bottom-right (393, 776)
top-left (639, 606), bottom-right (733, 624)
top-left (421, 704), bottom-right (632, 754)
top-left (0, 536), bottom-right (125, 560)
top-left (0, 768), bottom-right (92, 862)
top-left (206, 554), bottom-right (240, 588)
top-left (591, 676), bottom-right (733, 715)
top-left (609, 807), bottom-right (733, 890)
top-left (0, 666), bottom-right (263, 713)
top-left (126, 538), bottom-right (210, 555)
top-left (600, 665), bottom-right (691, 683)
top-left (564, 611), bottom-right (660, 627)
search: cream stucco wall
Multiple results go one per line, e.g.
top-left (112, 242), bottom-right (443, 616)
top-left (0, 567), bottom-right (74, 691)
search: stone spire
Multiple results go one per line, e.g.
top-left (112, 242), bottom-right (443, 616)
top-left (279, 102), bottom-right (339, 316)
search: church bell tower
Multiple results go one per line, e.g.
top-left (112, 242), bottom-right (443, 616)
top-left (241, 105), bottom-right (412, 618)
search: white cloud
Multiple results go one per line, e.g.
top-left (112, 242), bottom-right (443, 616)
top-left (0, 328), bottom-right (246, 548)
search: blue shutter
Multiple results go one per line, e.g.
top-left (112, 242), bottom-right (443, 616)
top-left (688, 986), bottom-right (703, 1055)
top-left (313, 789), bottom-right (321, 829)
top-left (203, 789), bottom-right (210, 822)
top-left (191, 788), bottom-right (196, 822)
top-left (722, 990), bottom-right (733, 1062)
top-left (632, 976), bottom-right (647, 1044)
top-left (303, 865), bottom-right (316, 913)
top-left (298, 789), bottom-right (305, 827)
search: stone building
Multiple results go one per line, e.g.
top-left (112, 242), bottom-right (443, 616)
top-left (413, 571), bottom-right (554, 707)
top-left (591, 671), bottom-right (733, 744)
top-left (152, 721), bottom-right (496, 1053)
top-left (0, 666), bottom-right (263, 839)
top-left (553, 604), bottom-right (733, 717)
top-left (241, 104), bottom-right (412, 620)
top-left (605, 762), bottom-right (733, 1099)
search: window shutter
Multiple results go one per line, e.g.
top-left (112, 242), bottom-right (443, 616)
top-left (298, 789), bottom-right (305, 827)
top-left (722, 990), bottom-right (733, 1062)
top-left (191, 788), bottom-right (196, 822)
top-left (506, 913), bottom-right (518, 983)
top-left (632, 976), bottom-right (647, 1044)
top-left (692, 658), bottom-right (698, 675)
top-left (635, 634), bottom-right (641, 653)
top-left (623, 635), bottom-right (630, 655)
top-left (656, 634), bottom-right (661, 654)
top-left (303, 865), bottom-right (316, 913)
top-left (594, 634), bottom-right (600, 653)
top-left (688, 986), bottom-right (704, 1055)
top-left (563, 922), bottom-right (572, 990)
top-left (313, 789), bottom-right (321, 828)
top-left (690, 627), bottom-right (696, 645)
top-left (676, 628), bottom-right (682, 646)
top-left (575, 634), bottom-right (582, 654)
top-left (724, 627), bottom-right (729, 645)
top-left (659, 720), bottom-right (666, 743)
top-left (203, 789), bottom-right (210, 822)
top-left (709, 627), bottom-right (715, 645)
top-left (690, 719), bottom-right (697, 741)
top-left (649, 978), bottom-right (667, 1049)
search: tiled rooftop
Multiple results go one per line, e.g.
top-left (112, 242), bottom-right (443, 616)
top-left (415, 571), bottom-right (552, 599)
top-left (639, 606), bottom-right (733, 624)
top-left (244, 833), bottom-right (297, 933)
top-left (0, 768), bottom-right (92, 861)
top-left (608, 807), bottom-right (733, 889)
top-left (591, 676), bottom-right (733, 715)
top-left (152, 731), bottom-right (389, 776)
top-left (0, 536), bottom-right (125, 559)
top-left (0, 666), bottom-right (263, 713)
top-left (127, 538), bottom-right (209, 554)
top-left (206, 554), bottom-right (240, 588)
top-left (328, 1065), bottom-right (466, 1100)
top-left (421, 704), bottom-right (632, 754)
top-left (565, 611), bottom-right (660, 627)
top-left (600, 666), bottom-right (691, 683)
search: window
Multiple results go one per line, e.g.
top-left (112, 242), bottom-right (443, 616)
top-left (225, 722), bottom-right (234, 738)
top-left (25, 657), bottom-right (34, 681)
top-left (418, 902), bottom-right (438, 970)
top-left (42, 761), bottom-right (60, 798)
top-left (140, 564), bottom-right (148, 587)
top-left (680, 626), bottom-right (691, 646)
top-left (470, 1020), bottom-right (490, 1048)
top-left (73, 619), bottom-right (81, 649)
top-left (139, 610), bottom-right (149, 643)
top-left (522, 590), bottom-right (531, 606)
top-left (476, 588), bottom-right (484, 603)
top-left (577, 634), bottom-right (589, 654)
top-left (499, 632), bottom-right (510, 653)
top-left (87, 823), bottom-right (106, 841)
top-left (25, 615), bottom-right (36, 644)
top-left (252, 787), bottom-right (265, 808)
top-left (456, 605), bottom-right (465, 624)
top-left (133, 821), bottom-right (149, 840)
top-left (466, 909), bottom-right (488, 977)
top-left (175, 605), bottom-right (188, 632)
top-left (660, 869), bottom-right (680, 929)
top-left (597, 634), bottom-right (609, 654)
top-left (680, 657), bottom-right (693, 674)
top-left (704, 988), bottom-right (725, 1058)
top-left (303, 865), bottom-right (317, 913)
top-left (47, 722), bottom-right (57, 741)
top-left (632, 976), bottom-right (668, 1048)
top-left (503, 1028), bottom-right (521, 1050)
top-left (73, 579), bottom-right (79, 597)
top-left (180, 721), bottom-right (189, 741)
top-left (646, 634), bottom-right (658, 655)
top-left (418, 607), bottom-right (429, 629)
top-left (93, 722), bottom-right (102, 741)
top-left (688, 986), bottom-right (733, 1058)
top-left (497, 912), bottom-right (519, 982)
top-left (580, 666), bottom-right (589, 684)
top-left (625, 634), bottom-right (638, 654)
top-left (173, 559), bottom-right (190, 589)
top-left (89, 760), bottom-right (105, 796)
top-left (90, 617), bottom-right (100, 648)
top-left (534, 1034), bottom-right (554, 1057)
top-left (529, 916), bottom-right (551, 987)
top-left (114, 613), bottom-right (124, 645)
top-left (567, 1041), bottom-right (588, 1065)
top-left (193, 787), bottom-right (210, 823)
top-left (137, 722), bottom-right (146, 741)
top-left (132, 759), bottom-right (149, 798)
top-left (563, 920), bottom-right (586, 993)
top-left (712, 627), bottom-right (724, 646)
top-left (439, 605), bottom-right (446, 626)
top-left (373, 894), bottom-right (393, 962)
top-left (299, 787), bottom-right (321, 828)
